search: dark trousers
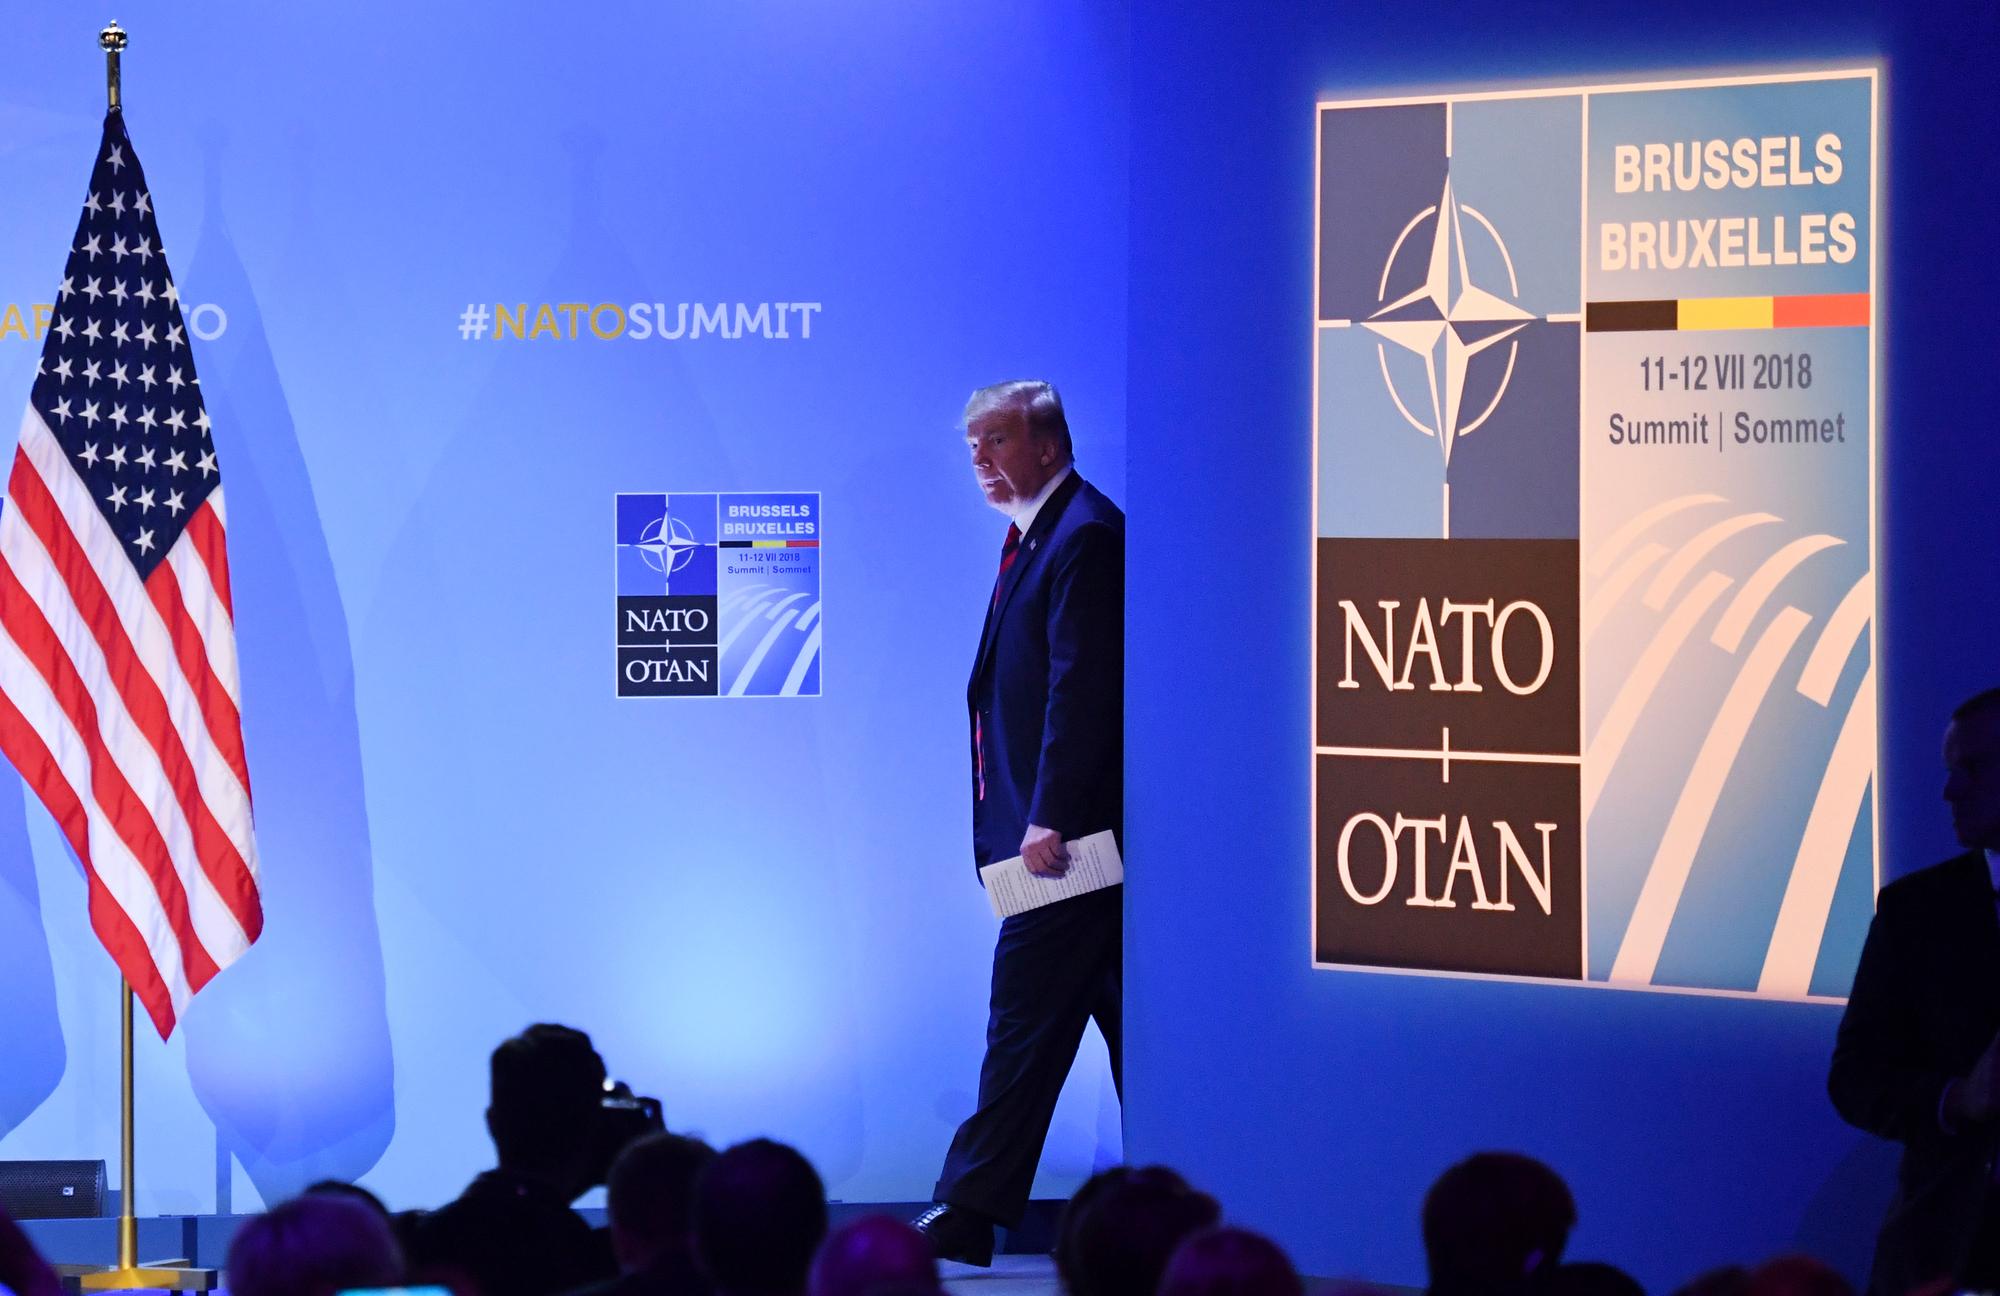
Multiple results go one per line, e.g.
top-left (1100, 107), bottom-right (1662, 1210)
top-left (934, 884), bottom-right (1123, 1225)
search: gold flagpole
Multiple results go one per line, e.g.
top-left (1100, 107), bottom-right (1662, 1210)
top-left (116, 982), bottom-right (136, 1271)
top-left (71, 29), bottom-right (218, 1290)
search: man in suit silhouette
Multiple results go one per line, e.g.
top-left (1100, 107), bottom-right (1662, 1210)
top-left (1831, 687), bottom-right (2000, 1294)
top-left (913, 381), bottom-right (1124, 1267)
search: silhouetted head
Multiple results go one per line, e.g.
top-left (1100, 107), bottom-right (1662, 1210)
top-left (1532, 1261), bottom-right (1646, 1296)
top-left (1159, 1226), bottom-right (1305, 1296)
top-left (1746, 1256), bottom-right (1852, 1296)
top-left (1422, 1152), bottom-right (1575, 1296)
top-left (1946, 688), bottom-right (2000, 850)
top-left (1669, 1266), bottom-right (1750, 1296)
top-left (809, 1215), bottom-right (939, 1296)
top-left (607, 1131), bottom-right (715, 1273)
top-left (694, 1138), bottom-right (828, 1296)
top-left (302, 1179), bottom-right (390, 1221)
top-left (485, 1023), bottom-right (607, 1194)
top-left (1057, 1165), bottom-right (1221, 1296)
top-left (226, 1193), bottom-right (403, 1296)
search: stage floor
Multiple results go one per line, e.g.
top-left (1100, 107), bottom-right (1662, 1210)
top-left (943, 1254), bottom-right (1061, 1295)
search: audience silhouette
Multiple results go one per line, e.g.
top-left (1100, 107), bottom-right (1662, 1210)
top-left (1055, 1165), bottom-right (1221, 1296)
top-left (1423, 1152), bottom-right (1576, 1296)
top-left (693, 1138), bottom-right (829, 1296)
top-left (1157, 1226), bottom-right (1304, 1296)
top-left (565, 1131), bottom-right (717, 1296)
top-left (402, 1023), bottom-right (623, 1296)
top-left (225, 1191), bottom-right (403, 1296)
top-left (809, 1215), bottom-right (942, 1296)
top-left (0, 1022), bottom-right (1889, 1296)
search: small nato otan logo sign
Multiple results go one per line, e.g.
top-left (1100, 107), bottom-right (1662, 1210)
top-left (614, 493), bottom-right (823, 698)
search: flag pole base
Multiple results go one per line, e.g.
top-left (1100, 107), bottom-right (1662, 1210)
top-left (61, 1261), bottom-right (220, 1291)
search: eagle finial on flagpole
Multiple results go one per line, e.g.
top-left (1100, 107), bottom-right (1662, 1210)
top-left (99, 20), bottom-right (127, 114)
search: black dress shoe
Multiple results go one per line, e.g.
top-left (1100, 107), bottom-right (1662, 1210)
top-left (912, 1202), bottom-right (995, 1267)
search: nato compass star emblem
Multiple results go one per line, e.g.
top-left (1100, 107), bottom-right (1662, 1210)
top-left (1361, 174), bottom-right (1538, 477)
top-left (636, 511), bottom-right (701, 590)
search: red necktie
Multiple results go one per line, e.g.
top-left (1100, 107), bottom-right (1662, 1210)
top-left (977, 523), bottom-right (1024, 801)
top-left (992, 523), bottom-right (1022, 606)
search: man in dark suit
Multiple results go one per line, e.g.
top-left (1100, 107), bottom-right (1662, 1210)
top-left (1831, 687), bottom-right (2000, 1294)
top-left (913, 381), bottom-right (1124, 1267)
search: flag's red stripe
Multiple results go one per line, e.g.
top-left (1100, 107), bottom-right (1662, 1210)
top-left (146, 559), bottom-right (252, 799)
top-left (0, 547), bottom-right (221, 989)
top-left (0, 681), bottom-right (179, 1035)
top-left (8, 460), bottom-right (260, 940)
top-left (87, 869), bottom-right (179, 1037)
top-left (184, 504), bottom-right (233, 620)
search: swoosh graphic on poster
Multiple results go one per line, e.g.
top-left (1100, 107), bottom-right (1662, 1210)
top-left (1610, 606), bottom-right (1812, 985)
top-left (1583, 542), bottom-right (1667, 641)
top-left (1644, 512), bottom-right (1780, 610)
top-left (1590, 492), bottom-right (1726, 577)
top-left (1584, 570), bottom-right (1734, 817)
top-left (1711, 535), bottom-right (1843, 653)
top-left (1796, 573), bottom-right (1872, 706)
top-left (1758, 668), bottom-right (1877, 997)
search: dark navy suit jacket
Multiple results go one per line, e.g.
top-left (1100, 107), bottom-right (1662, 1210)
top-left (967, 471), bottom-right (1124, 870)
top-left (1830, 851), bottom-right (2000, 1295)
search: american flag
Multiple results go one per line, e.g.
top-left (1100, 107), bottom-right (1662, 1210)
top-left (0, 112), bottom-right (261, 1037)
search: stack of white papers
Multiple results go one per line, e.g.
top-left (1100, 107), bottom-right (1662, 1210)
top-left (979, 829), bottom-right (1123, 919)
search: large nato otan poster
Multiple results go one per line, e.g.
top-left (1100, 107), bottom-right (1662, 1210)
top-left (1311, 71), bottom-right (1877, 1000)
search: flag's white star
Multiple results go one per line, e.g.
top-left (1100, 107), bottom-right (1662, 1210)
top-left (137, 407), bottom-right (157, 431)
top-left (107, 404), bottom-right (129, 429)
top-left (135, 192), bottom-right (151, 216)
top-left (110, 236), bottom-right (129, 261)
top-left (109, 191), bottom-right (126, 217)
top-left (107, 444), bottom-right (127, 467)
top-left (106, 484), bottom-right (128, 511)
top-left (82, 277), bottom-right (103, 301)
top-left (50, 400), bottom-right (74, 426)
top-left (108, 362), bottom-right (130, 388)
top-left (81, 318), bottom-right (103, 343)
top-left (164, 409), bottom-right (188, 433)
top-left (196, 450), bottom-right (217, 477)
top-left (109, 321), bottom-right (130, 345)
top-left (78, 441), bottom-right (99, 467)
top-left (135, 280), bottom-right (155, 306)
top-left (81, 359), bottom-right (102, 385)
top-left (108, 279), bottom-right (129, 306)
top-left (132, 237), bottom-right (154, 263)
top-left (52, 316), bottom-right (74, 341)
top-left (193, 409), bottom-right (211, 433)
top-left (136, 446), bottom-right (156, 470)
top-left (164, 450), bottom-right (187, 475)
top-left (165, 323), bottom-right (185, 349)
top-left (104, 144), bottom-right (125, 173)
top-left (162, 281), bottom-right (178, 305)
top-left (56, 276), bottom-right (74, 301)
top-left (136, 487), bottom-right (156, 511)
top-left (51, 357), bottom-right (73, 383)
top-left (79, 235), bottom-right (102, 260)
top-left (83, 192), bottom-right (103, 216)
top-left (134, 528), bottom-right (156, 553)
top-left (136, 365), bottom-right (157, 391)
top-left (164, 489), bottom-right (186, 515)
top-left (79, 401), bottom-right (101, 426)
top-left (136, 322), bottom-right (157, 348)
top-left (165, 367), bottom-right (186, 392)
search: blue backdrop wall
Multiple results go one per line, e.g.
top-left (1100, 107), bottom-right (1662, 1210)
top-left (1124, 0), bottom-right (2000, 1289)
top-left (0, 1), bottom-right (1128, 1217)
